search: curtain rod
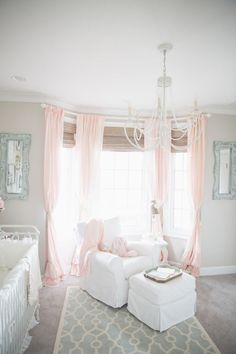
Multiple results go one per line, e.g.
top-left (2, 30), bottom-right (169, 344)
top-left (40, 103), bottom-right (129, 119)
top-left (41, 103), bottom-right (210, 122)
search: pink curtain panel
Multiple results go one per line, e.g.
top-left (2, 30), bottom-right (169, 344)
top-left (71, 114), bottom-right (104, 276)
top-left (43, 106), bottom-right (65, 286)
top-left (182, 115), bottom-right (206, 276)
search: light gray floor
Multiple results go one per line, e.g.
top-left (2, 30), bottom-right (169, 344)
top-left (196, 274), bottom-right (236, 354)
top-left (25, 274), bottom-right (236, 354)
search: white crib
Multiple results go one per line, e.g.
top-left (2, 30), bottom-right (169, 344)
top-left (0, 225), bottom-right (42, 354)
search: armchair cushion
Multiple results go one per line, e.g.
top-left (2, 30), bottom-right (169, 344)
top-left (127, 240), bottom-right (161, 267)
top-left (92, 251), bottom-right (122, 274)
top-left (122, 256), bottom-right (152, 279)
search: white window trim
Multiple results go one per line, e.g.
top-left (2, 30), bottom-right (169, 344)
top-left (164, 153), bottom-right (192, 240)
top-left (100, 151), bottom-right (149, 236)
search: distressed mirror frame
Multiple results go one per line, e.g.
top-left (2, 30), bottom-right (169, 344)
top-left (213, 141), bottom-right (236, 200)
top-left (0, 133), bottom-right (31, 200)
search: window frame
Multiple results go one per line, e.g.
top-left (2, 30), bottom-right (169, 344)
top-left (164, 152), bottom-right (192, 240)
top-left (100, 150), bottom-right (149, 236)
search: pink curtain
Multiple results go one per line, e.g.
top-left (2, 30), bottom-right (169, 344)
top-left (71, 114), bottom-right (104, 275)
top-left (182, 115), bottom-right (206, 276)
top-left (43, 106), bottom-right (65, 286)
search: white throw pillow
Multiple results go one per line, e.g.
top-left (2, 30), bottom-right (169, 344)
top-left (75, 217), bottom-right (121, 248)
top-left (103, 217), bottom-right (121, 249)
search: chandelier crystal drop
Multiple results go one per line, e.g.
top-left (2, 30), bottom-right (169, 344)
top-left (124, 43), bottom-right (206, 151)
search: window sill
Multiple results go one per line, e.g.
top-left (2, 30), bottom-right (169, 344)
top-left (164, 233), bottom-right (190, 240)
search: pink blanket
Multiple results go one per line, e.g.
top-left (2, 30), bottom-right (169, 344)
top-left (79, 219), bottom-right (104, 276)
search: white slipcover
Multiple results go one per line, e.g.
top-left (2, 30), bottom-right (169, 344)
top-left (128, 272), bottom-right (196, 332)
top-left (80, 241), bottom-right (161, 308)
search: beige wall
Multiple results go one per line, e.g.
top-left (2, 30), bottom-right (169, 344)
top-left (0, 102), bottom-right (46, 270)
top-left (167, 114), bottom-right (236, 268)
top-left (201, 114), bottom-right (236, 267)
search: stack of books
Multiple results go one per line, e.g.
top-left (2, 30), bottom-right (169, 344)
top-left (144, 265), bottom-right (182, 283)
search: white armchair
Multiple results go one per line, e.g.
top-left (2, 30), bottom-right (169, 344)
top-left (80, 240), bottom-right (161, 308)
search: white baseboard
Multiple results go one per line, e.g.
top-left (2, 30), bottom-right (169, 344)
top-left (200, 265), bottom-right (236, 276)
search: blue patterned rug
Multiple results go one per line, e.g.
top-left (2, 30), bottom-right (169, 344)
top-left (53, 286), bottom-right (220, 354)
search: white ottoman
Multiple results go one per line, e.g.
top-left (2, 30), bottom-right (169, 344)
top-left (127, 271), bottom-right (196, 332)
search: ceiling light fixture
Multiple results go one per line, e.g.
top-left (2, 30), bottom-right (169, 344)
top-left (124, 43), bottom-right (207, 151)
top-left (10, 75), bottom-right (27, 82)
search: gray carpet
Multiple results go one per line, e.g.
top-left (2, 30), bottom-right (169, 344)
top-left (25, 274), bottom-right (236, 354)
top-left (196, 274), bottom-right (236, 354)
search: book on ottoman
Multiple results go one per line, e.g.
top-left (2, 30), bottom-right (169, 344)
top-left (144, 264), bottom-right (182, 283)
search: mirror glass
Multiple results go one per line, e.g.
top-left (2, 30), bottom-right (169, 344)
top-left (219, 148), bottom-right (231, 194)
top-left (6, 140), bottom-right (23, 194)
top-left (0, 133), bottom-right (31, 200)
top-left (213, 141), bottom-right (236, 200)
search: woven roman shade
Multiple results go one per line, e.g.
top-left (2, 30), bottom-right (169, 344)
top-left (103, 127), bottom-right (144, 151)
top-left (63, 122), bottom-right (76, 147)
top-left (62, 121), bottom-right (187, 151)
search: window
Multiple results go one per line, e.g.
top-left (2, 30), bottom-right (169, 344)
top-left (100, 151), bottom-right (149, 236)
top-left (165, 152), bottom-right (193, 238)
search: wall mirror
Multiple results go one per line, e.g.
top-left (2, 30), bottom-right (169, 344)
top-left (0, 133), bottom-right (31, 200)
top-left (213, 141), bottom-right (236, 200)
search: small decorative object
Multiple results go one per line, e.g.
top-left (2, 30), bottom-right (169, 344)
top-left (0, 133), bottom-right (31, 200)
top-left (0, 197), bottom-right (5, 212)
top-left (144, 264), bottom-right (182, 283)
top-left (151, 200), bottom-right (163, 240)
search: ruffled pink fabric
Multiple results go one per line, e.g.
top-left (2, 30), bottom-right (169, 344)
top-left (79, 219), bottom-right (104, 276)
top-left (43, 106), bottom-right (65, 286)
top-left (182, 115), bottom-right (206, 277)
top-left (71, 114), bottom-right (104, 276)
top-left (111, 237), bottom-right (138, 257)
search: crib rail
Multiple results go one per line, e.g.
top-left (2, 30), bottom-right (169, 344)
top-left (0, 225), bottom-right (40, 241)
top-left (0, 261), bottom-right (38, 354)
top-left (0, 229), bottom-right (41, 354)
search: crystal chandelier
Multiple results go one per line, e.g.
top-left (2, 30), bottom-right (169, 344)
top-left (124, 43), bottom-right (206, 151)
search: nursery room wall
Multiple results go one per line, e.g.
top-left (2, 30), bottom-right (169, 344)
top-left (201, 114), bottom-right (236, 269)
top-left (0, 101), bottom-right (236, 273)
top-left (0, 102), bottom-right (46, 270)
top-left (167, 113), bottom-right (236, 272)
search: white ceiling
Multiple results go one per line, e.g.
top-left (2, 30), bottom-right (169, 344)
top-left (0, 0), bottom-right (236, 114)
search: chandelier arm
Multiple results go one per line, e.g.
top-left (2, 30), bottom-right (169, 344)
top-left (123, 127), bottom-right (145, 151)
top-left (171, 131), bottom-right (187, 141)
top-left (186, 120), bottom-right (203, 149)
top-left (169, 88), bottom-right (184, 131)
top-left (134, 127), bottom-right (144, 142)
top-left (171, 125), bottom-right (189, 131)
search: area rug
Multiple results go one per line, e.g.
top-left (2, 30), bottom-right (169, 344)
top-left (53, 286), bottom-right (221, 354)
